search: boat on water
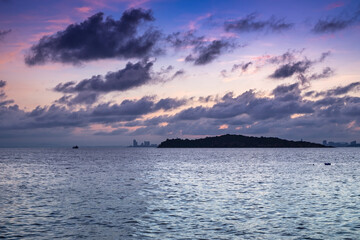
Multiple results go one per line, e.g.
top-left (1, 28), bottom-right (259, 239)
top-left (72, 145), bottom-right (79, 149)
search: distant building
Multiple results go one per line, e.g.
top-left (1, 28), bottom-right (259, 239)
top-left (322, 139), bottom-right (359, 147)
top-left (130, 140), bottom-right (157, 147)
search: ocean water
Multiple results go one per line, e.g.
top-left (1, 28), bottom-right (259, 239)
top-left (0, 147), bottom-right (359, 239)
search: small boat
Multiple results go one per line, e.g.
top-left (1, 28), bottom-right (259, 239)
top-left (324, 162), bottom-right (331, 165)
top-left (72, 145), bottom-right (79, 149)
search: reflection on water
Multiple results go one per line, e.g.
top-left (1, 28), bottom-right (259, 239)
top-left (0, 148), bottom-right (359, 239)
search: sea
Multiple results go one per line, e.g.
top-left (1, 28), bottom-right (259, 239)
top-left (0, 147), bottom-right (359, 239)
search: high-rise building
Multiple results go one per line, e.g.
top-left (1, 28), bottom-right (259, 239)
top-left (133, 139), bottom-right (138, 147)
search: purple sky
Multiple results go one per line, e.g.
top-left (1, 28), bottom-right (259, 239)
top-left (0, 0), bottom-right (360, 146)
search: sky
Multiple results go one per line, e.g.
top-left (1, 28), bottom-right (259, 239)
top-left (0, 0), bottom-right (360, 147)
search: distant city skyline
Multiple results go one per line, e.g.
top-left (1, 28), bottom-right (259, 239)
top-left (132, 139), bottom-right (157, 147)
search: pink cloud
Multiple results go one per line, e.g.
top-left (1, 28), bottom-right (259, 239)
top-left (75, 6), bottom-right (92, 14)
top-left (188, 13), bottom-right (212, 31)
top-left (0, 42), bottom-right (29, 67)
top-left (128, 0), bottom-right (151, 8)
top-left (325, 1), bottom-right (345, 10)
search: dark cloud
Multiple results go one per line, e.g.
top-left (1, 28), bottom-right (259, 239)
top-left (308, 67), bottom-right (334, 81)
top-left (0, 80), bottom-right (14, 106)
top-left (198, 95), bottom-right (218, 103)
top-left (268, 51), bottom-right (333, 82)
top-left (56, 92), bottom-right (99, 106)
top-left (326, 82), bottom-right (360, 96)
top-left (273, 83), bottom-right (300, 95)
top-left (55, 60), bottom-right (154, 93)
top-left (173, 87), bottom-right (312, 122)
top-left (154, 98), bottom-right (188, 111)
top-left (0, 80), bottom-right (6, 88)
top-left (312, 8), bottom-right (360, 33)
top-left (224, 13), bottom-right (293, 33)
top-left (167, 30), bottom-right (242, 65)
top-left (0, 99), bottom-right (14, 107)
top-left (0, 95), bottom-right (188, 133)
top-left (312, 18), bottom-right (353, 33)
top-left (318, 51), bottom-right (331, 62)
top-left (54, 60), bottom-right (184, 106)
top-left (0, 29), bottom-right (11, 40)
top-left (25, 9), bottom-right (161, 65)
top-left (266, 49), bottom-right (303, 64)
top-left (166, 30), bottom-right (205, 48)
top-left (91, 96), bottom-right (188, 120)
top-left (269, 60), bottom-right (312, 79)
top-left (305, 82), bottom-right (360, 98)
top-left (130, 83), bottom-right (360, 142)
top-left (2, 81), bottom-right (360, 145)
top-left (231, 61), bottom-right (252, 72)
top-left (185, 40), bottom-right (238, 65)
top-left (220, 69), bottom-right (228, 78)
top-left (171, 69), bottom-right (185, 79)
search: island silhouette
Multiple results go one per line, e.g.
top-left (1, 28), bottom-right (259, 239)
top-left (158, 134), bottom-right (327, 148)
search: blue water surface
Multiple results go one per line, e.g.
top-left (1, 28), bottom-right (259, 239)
top-left (0, 148), bottom-right (359, 239)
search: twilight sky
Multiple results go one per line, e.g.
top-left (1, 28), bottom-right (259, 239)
top-left (0, 0), bottom-right (360, 146)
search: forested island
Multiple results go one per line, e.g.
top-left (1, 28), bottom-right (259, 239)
top-left (158, 134), bottom-right (327, 148)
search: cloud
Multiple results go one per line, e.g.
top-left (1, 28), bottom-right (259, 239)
top-left (55, 92), bottom-right (99, 106)
top-left (75, 6), bottom-right (92, 13)
top-left (0, 80), bottom-right (6, 88)
top-left (312, 18), bottom-right (353, 33)
top-left (2, 80), bottom-right (360, 145)
top-left (231, 61), bottom-right (252, 72)
top-left (0, 80), bottom-right (14, 106)
top-left (185, 40), bottom-right (238, 65)
top-left (308, 67), bottom-right (334, 81)
top-left (171, 69), bottom-right (185, 79)
top-left (167, 30), bottom-right (242, 65)
top-left (266, 49), bottom-right (303, 64)
top-left (173, 85), bottom-right (312, 122)
top-left (220, 69), bottom-right (228, 78)
top-left (269, 60), bottom-right (312, 79)
top-left (0, 29), bottom-right (11, 41)
top-left (325, 1), bottom-right (345, 11)
top-left (268, 51), bottom-right (333, 83)
top-left (154, 97), bottom-right (188, 111)
top-left (0, 95), bottom-right (188, 133)
top-left (312, 8), bottom-right (360, 33)
top-left (92, 96), bottom-right (188, 119)
top-left (310, 81), bottom-right (360, 98)
top-left (130, 82), bottom-right (360, 142)
top-left (318, 51), bottom-right (331, 62)
top-left (224, 13), bottom-right (293, 33)
top-left (272, 83), bottom-right (301, 101)
top-left (25, 9), bottom-right (162, 65)
top-left (55, 60), bottom-right (154, 93)
top-left (166, 30), bottom-right (205, 48)
top-left (327, 82), bottom-right (360, 96)
top-left (54, 60), bottom-right (184, 106)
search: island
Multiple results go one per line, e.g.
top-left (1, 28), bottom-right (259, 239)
top-left (158, 134), bottom-right (328, 148)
